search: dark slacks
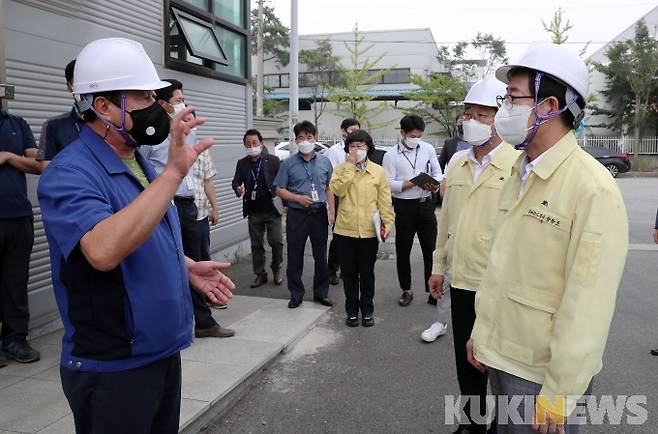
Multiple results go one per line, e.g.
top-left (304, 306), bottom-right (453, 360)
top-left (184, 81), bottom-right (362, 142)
top-left (174, 197), bottom-right (216, 329)
top-left (327, 197), bottom-right (340, 276)
top-left (248, 210), bottom-right (283, 275)
top-left (286, 207), bottom-right (329, 302)
top-left (60, 353), bottom-right (182, 434)
top-left (392, 197), bottom-right (437, 292)
top-left (198, 216), bottom-right (211, 261)
top-left (0, 216), bottom-right (33, 343)
top-left (336, 234), bottom-right (378, 318)
top-left (451, 287), bottom-right (489, 431)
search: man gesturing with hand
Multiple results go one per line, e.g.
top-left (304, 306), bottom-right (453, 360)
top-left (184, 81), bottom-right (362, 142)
top-left (37, 38), bottom-right (234, 434)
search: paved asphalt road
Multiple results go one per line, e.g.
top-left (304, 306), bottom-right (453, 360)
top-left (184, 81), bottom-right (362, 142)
top-left (209, 176), bottom-right (658, 434)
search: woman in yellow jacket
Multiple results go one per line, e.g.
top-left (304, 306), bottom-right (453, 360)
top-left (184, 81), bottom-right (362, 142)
top-left (330, 130), bottom-right (395, 327)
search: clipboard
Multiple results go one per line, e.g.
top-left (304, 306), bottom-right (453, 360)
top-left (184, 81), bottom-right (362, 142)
top-left (409, 172), bottom-right (440, 189)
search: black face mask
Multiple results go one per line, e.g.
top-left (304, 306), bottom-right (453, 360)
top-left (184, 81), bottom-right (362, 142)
top-left (126, 102), bottom-right (171, 146)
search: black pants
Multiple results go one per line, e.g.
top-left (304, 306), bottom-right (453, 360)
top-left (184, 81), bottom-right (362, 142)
top-left (328, 197), bottom-right (340, 276)
top-left (0, 216), bottom-right (33, 343)
top-left (60, 353), bottom-right (181, 434)
top-left (392, 197), bottom-right (437, 292)
top-left (198, 217), bottom-right (211, 261)
top-left (336, 234), bottom-right (378, 318)
top-left (248, 211), bottom-right (283, 275)
top-left (174, 197), bottom-right (217, 329)
top-left (286, 207), bottom-right (329, 302)
top-left (451, 287), bottom-right (488, 431)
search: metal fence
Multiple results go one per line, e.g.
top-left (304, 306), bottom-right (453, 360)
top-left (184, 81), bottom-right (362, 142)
top-left (317, 136), bottom-right (449, 148)
top-left (577, 136), bottom-right (658, 155)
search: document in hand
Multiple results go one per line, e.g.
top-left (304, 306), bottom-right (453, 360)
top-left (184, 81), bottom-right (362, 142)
top-left (373, 211), bottom-right (386, 243)
top-left (409, 172), bottom-right (441, 189)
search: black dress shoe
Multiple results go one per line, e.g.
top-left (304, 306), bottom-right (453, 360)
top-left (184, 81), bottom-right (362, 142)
top-left (398, 291), bottom-right (413, 306)
top-left (651, 348), bottom-right (658, 356)
top-left (288, 299), bottom-right (303, 309)
top-left (346, 316), bottom-right (359, 327)
top-left (250, 273), bottom-right (268, 288)
top-left (2, 341), bottom-right (40, 364)
top-left (428, 294), bottom-right (437, 305)
top-left (328, 274), bottom-right (339, 285)
top-left (362, 317), bottom-right (374, 327)
top-left (313, 297), bottom-right (334, 307)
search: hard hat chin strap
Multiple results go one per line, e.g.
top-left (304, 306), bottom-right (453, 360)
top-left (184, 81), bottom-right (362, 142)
top-left (515, 72), bottom-right (580, 150)
top-left (82, 92), bottom-right (137, 147)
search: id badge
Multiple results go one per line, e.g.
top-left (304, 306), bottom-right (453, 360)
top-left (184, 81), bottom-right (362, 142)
top-left (310, 184), bottom-right (319, 202)
top-left (251, 190), bottom-right (257, 200)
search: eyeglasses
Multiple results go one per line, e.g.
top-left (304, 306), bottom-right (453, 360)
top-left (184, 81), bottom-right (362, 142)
top-left (496, 94), bottom-right (534, 109)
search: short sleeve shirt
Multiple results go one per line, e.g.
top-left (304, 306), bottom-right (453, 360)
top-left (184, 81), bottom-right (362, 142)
top-left (272, 152), bottom-right (333, 209)
top-left (0, 110), bottom-right (37, 218)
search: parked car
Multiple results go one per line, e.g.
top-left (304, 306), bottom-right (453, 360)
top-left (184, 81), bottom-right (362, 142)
top-left (274, 141), bottom-right (329, 160)
top-left (582, 146), bottom-right (631, 178)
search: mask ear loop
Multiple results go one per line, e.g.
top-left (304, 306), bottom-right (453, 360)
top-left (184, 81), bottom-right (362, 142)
top-left (82, 91), bottom-right (137, 147)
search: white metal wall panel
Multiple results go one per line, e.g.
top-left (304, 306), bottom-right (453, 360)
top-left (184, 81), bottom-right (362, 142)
top-left (4, 0), bottom-right (250, 332)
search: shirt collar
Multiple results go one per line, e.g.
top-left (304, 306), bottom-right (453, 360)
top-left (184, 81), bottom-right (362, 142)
top-left (0, 110), bottom-right (8, 119)
top-left (516, 132), bottom-right (578, 181)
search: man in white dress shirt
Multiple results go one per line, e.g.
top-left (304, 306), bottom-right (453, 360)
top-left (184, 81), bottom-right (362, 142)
top-left (382, 115), bottom-right (443, 307)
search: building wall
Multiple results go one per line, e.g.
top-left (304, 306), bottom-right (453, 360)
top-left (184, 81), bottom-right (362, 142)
top-left (3, 0), bottom-right (250, 333)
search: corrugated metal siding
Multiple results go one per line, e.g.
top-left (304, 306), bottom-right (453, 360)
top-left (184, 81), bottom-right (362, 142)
top-left (13, 0), bottom-right (162, 43)
top-left (4, 0), bottom-right (250, 333)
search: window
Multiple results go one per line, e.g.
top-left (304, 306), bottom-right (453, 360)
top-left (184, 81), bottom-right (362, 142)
top-left (382, 68), bottom-right (411, 84)
top-left (165, 0), bottom-right (249, 83)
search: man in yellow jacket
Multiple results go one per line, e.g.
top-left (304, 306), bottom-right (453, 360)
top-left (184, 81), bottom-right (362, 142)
top-left (467, 43), bottom-right (628, 433)
top-left (427, 76), bottom-right (518, 434)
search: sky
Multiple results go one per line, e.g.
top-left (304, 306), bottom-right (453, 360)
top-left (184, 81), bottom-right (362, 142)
top-left (264, 0), bottom-right (657, 62)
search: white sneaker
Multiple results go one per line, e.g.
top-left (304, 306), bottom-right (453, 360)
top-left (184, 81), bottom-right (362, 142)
top-left (421, 322), bottom-right (447, 342)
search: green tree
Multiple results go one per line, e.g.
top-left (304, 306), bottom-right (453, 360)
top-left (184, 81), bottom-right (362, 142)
top-left (299, 39), bottom-right (345, 136)
top-left (250, 3), bottom-right (289, 66)
top-left (594, 20), bottom-right (658, 147)
top-left (328, 25), bottom-right (394, 131)
top-left (401, 73), bottom-right (468, 136)
top-left (437, 33), bottom-right (508, 84)
top-left (542, 7), bottom-right (590, 58)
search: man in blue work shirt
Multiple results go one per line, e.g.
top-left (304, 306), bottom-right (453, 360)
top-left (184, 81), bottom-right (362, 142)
top-left (37, 38), bottom-right (234, 434)
top-left (36, 59), bottom-right (87, 171)
top-left (0, 106), bottom-right (41, 367)
top-left (274, 121), bottom-right (335, 308)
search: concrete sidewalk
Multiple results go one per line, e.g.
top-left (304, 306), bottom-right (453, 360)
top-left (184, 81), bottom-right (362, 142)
top-left (0, 295), bottom-right (329, 433)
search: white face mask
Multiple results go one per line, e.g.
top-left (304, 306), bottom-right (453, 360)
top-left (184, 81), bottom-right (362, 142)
top-left (404, 136), bottom-right (421, 148)
top-left (462, 119), bottom-right (494, 147)
top-left (297, 140), bottom-right (315, 154)
top-left (173, 103), bottom-right (186, 115)
top-left (356, 149), bottom-right (368, 162)
top-left (494, 103), bottom-right (534, 146)
top-left (245, 145), bottom-right (262, 157)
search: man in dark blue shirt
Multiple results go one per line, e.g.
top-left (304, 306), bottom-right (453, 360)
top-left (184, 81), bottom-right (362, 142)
top-left (0, 108), bottom-right (41, 367)
top-left (273, 121), bottom-right (335, 308)
top-left (36, 59), bottom-right (86, 171)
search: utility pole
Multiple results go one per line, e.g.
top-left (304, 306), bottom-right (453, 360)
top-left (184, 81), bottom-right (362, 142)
top-left (255, 0), bottom-right (264, 118)
top-left (288, 0), bottom-right (299, 153)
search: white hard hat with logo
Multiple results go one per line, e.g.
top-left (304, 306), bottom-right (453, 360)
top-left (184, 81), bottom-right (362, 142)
top-left (464, 76), bottom-right (507, 108)
top-left (495, 42), bottom-right (589, 101)
top-left (73, 38), bottom-right (170, 95)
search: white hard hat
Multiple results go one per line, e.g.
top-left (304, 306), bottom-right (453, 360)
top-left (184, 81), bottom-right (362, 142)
top-left (495, 42), bottom-right (589, 101)
top-left (73, 38), bottom-right (170, 95)
top-left (464, 76), bottom-right (507, 108)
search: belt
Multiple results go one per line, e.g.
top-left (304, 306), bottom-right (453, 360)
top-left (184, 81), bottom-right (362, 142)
top-left (173, 196), bottom-right (195, 202)
top-left (289, 205), bottom-right (326, 215)
top-left (393, 196), bottom-right (431, 203)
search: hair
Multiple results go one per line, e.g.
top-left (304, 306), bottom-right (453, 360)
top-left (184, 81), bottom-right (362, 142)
top-left (65, 59), bottom-right (76, 85)
top-left (293, 120), bottom-right (316, 138)
top-left (508, 67), bottom-right (585, 128)
top-left (83, 91), bottom-right (123, 123)
top-left (343, 129), bottom-right (375, 157)
top-left (340, 118), bottom-right (360, 131)
top-left (155, 78), bottom-right (183, 103)
top-left (400, 114), bottom-right (425, 133)
top-left (243, 128), bottom-right (263, 144)
top-left (455, 113), bottom-right (462, 122)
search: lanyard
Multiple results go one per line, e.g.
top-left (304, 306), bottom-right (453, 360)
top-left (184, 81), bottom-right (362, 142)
top-left (250, 158), bottom-right (262, 186)
top-left (300, 154), bottom-right (316, 186)
top-left (398, 144), bottom-right (419, 171)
